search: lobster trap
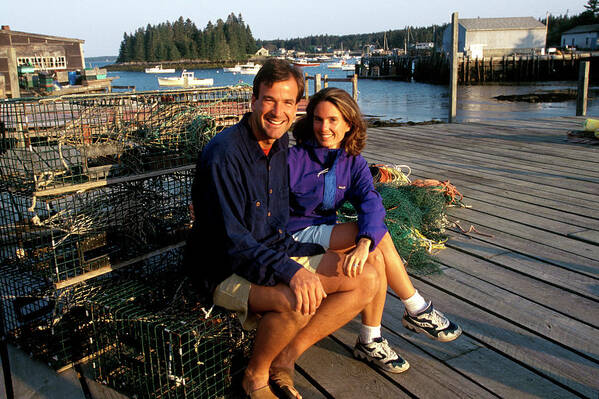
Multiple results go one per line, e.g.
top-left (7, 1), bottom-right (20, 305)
top-left (0, 243), bottom-right (186, 371)
top-left (0, 86), bottom-right (251, 193)
top-left (86, 272), bottom-right (252, 399)
top-left (0, 168), bottom-right (193, 285)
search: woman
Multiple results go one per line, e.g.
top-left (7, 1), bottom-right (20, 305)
top-left (288, 87), bottom-right (461, 373)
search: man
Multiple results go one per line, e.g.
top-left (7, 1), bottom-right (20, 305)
top-left (186, 59), bottom-right (382, 399)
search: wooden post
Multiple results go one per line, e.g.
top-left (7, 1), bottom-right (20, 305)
top-left (449, 12), bottom-right (459, 123)
top-left (576, 60), bottom-right (590, 116)
top-left (304, 72), bottom-right (310, 100)
top-left (7, 47), bottom-right (20, 98)
top-left (352, 74), bottom-right (358, 101)
top-left (315, 73), bottom-right (322, 93)
top-left (323, 74), bottom-right (328, 89)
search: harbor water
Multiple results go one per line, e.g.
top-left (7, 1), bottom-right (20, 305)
top-left (91, 61), bottom-right (599, 123)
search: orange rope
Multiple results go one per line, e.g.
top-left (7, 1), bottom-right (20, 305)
top-left (411, 179), bottom-right (464, 205)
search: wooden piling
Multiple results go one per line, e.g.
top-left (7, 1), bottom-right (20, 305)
top-left (448, 11), bottom-right (458, 123)
top-left (315, 74), bottom-right (322, 93)
top-left (576, 60), bottom-right (590, 116)
top-left (352, 74), bottom-right (358, 101)
top-left (304, 72), bottom-right (310, 100)
top-left (7, 47), bottom-right (20, 98)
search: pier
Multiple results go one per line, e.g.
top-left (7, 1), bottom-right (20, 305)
top-left (360, 52), bottom-right (599, 84)
top-left (2, 115), bottom-right (598, 398)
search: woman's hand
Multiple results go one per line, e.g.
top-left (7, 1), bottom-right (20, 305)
top-left (343, 237), bottom-right (371, 278)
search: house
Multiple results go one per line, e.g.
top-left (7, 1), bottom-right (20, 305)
top-left (254, 46), bottom-right (269, 57)
top-left (561, 24), bottom-right (599, 49)
top-left (0, 25), bottom-right (86, 98)
top-left (442, 17), bottom-right (546, 58)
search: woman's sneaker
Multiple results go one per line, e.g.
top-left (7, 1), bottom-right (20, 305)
top-left (402, 302), bottom-right (462, 342)
top-left (353, 336), bottom-right (410, 373)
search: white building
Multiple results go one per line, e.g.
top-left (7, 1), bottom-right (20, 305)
top-left (442, 17), bottom-right (546, 58)
top-left (561, 24), bottom-right (599, 49)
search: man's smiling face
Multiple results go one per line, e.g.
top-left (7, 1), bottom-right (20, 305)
top-left (250, 77), bottom-right (299, 147)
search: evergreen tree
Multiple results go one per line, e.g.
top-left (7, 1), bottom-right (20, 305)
top-left (585, 0), bottom-right (599, 15)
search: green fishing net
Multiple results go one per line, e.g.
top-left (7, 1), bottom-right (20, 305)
top-left (338, 184), bottom-right (450, 274)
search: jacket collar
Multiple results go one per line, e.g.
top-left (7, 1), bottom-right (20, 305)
top-left (240, 113), bottom-right (289, 161)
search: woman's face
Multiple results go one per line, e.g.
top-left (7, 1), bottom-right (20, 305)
top-left (312, 100), bottom-right (351, 149)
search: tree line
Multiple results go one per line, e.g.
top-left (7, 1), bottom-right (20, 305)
top-left (116, 13), bottom-right (257, 62)
top-left (544, 6), bottom-right (599, 47)
top-left (257, 25), bottom-right (447, 53)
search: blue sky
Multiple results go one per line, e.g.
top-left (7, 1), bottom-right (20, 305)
top-left (1, 0), bottom-right (586, 56)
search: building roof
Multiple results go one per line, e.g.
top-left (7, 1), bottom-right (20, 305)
top-left (459, 17), bottom-right (545, 31)
top-left (0, 28), bottom-right (84, 43)
top-left (562, 24), bottom-right (599, 34)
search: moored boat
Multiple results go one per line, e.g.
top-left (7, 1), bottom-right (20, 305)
top-left (145, 65), bottom-right (176, 73)
top-left (292, 58), bottom-right (320, 67)
top-left (157, 70), bottom-right (213, 87)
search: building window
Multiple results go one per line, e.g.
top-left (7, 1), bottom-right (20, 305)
top-left (16, 56), bottom-right (66, 70)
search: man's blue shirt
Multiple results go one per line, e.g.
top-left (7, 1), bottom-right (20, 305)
top-left (187, 114), bottom-right (323, 292)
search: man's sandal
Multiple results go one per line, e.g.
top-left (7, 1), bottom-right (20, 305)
top-left (269, 367), bottom-right (301, 399)
top-left (245, 385), bottom-right (278, 399)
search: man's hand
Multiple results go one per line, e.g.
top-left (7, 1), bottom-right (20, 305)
top-left (289, 268), bottom-right (327, 315)
top-left (342, 238), bottom-right (371, 278)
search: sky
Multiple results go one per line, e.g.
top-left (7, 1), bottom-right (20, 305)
top-left (1, 0), bottom-right (587, 56)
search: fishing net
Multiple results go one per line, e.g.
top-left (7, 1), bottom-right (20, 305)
top-left (339, 164), bottom-right (465, 274)
top-left (0, 86), bottom-right (251, 193)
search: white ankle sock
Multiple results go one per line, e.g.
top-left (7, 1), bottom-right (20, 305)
top-left (359, 324), bottom-right (381, 344)
top-left (402, 290), bottom-right (428, 316)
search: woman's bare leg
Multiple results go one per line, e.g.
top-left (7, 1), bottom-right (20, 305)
top-left (329, 223), bottom-right (416, 300)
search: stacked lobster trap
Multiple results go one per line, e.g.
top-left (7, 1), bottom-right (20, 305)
top-left (0, 86), bottom-right (254, 397)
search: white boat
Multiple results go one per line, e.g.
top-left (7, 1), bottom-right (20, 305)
top-left (327, 61), bottom-right (344, 69)
top-left (157, 70), bottom-right (213, 87)
top-left (341, 64), bottom-right (356, 71)
top-left (223, 62), bottom-right (262, 74)
top-left (145, 65), bottom-right (176, 74)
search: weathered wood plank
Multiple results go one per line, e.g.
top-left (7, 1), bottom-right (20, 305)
top-left (445, 231), bottom-right (599, 303)
top-left (436, 246), bottom-right (599, 327)
top-left (366, 135), bottom-right (599, 195)
top-left (296, 337), bottom-right (410, 398)
top-left (381, 294), bottom-right (581, 398)
top-left (406, 279), bottom-right (599, 397)
top-left (448, 207), bottom-right (599, 263)
top-left (373, 126), bottom-right (599, 177)
top-left (417, 268), bottom-right (599, 364)
top-left (332, 318), bottom-right (497, 398)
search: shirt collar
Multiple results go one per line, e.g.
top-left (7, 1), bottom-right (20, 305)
top-left (240, 113), bottom-right (288, 161)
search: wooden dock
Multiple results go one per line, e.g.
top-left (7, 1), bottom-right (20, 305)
top-left (293, 115), bottom-right (599, 399)
top-left (1, 116), bottom-right (598, 398)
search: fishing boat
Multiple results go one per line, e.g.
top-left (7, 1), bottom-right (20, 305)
top-left (157, 70), bottom-right (213, 87)
top-left (341, 64), bottom-right (356, 71)
top-left (327, 61), bottom-right (345, 69)
top-left (223, 62), bottom-right (262, 74)
top-left (292, 58), bottom-right (320, 67)
top-left (145, 65), bottom-right (176, 73)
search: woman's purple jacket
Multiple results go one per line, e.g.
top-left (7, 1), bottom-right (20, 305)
top-left (287, 142), bottom-right (388, 250)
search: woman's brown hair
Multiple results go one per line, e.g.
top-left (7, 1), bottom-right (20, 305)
top-left (293, 87), bottom-right (367, 156)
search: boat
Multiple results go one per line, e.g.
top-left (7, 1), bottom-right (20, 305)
top-left (292, 58), bottom-right (320, 67)
top-left (341, 64), bottom-right (356, 71)
top-left (157, 70), bottom-right (213, 87)
top-left (145, 65), bottom-right (176, 74)
top-left (327, 61), bottom-right (345, 69)
top-left (223, 62), bottom-right (262, 74)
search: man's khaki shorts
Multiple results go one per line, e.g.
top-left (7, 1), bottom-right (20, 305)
top-left (212, 254), bottom-right (323, 330)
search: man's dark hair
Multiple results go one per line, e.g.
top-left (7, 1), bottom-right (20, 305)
top-left (253, 59), bottom-right (305, 103)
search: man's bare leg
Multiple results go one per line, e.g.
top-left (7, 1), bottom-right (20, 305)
top-left (271, 250), bottom-right (381, 369)
top-left (242, 284), bottom-right (312, 394)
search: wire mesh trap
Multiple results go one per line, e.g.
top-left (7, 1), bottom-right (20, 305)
top-left (0, 86), bottom-right (251, 193)
top-left (86, 272), bottom-right (252, 399)
top-left (0, 169), bottom-right (193, 284)
top-left (0, 243), bottom-right (187, 371)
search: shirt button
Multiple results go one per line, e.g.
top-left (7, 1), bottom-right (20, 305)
top-left (278, 229), bottom-right (283, 234)
top-left (269, 188), bottom-right (273, 194)
top-left (267, 212), bottom-right (271, 217)
top-left (256, 201), bottom-right (261, 207)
